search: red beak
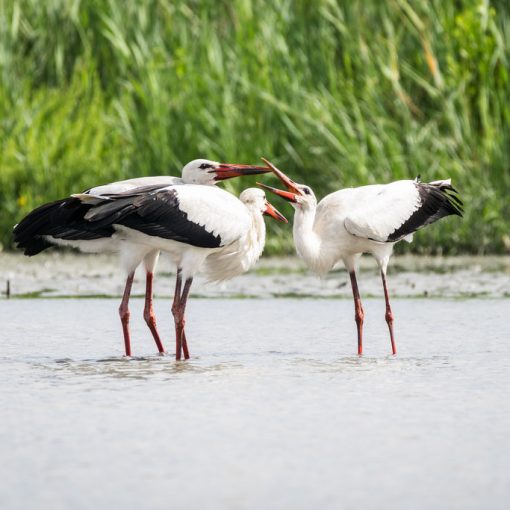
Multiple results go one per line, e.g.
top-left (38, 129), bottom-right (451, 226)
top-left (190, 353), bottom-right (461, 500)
top-left (257, 182), bottom-right (298, 203)
top-left (260, 158), bottom-right (302, 194)
top-left (214, 163), bottom-right (272, 181)
top-left (263, 200), bottom-right (288, 223)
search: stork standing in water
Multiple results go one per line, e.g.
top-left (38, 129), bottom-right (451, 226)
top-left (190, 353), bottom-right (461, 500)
top-left (15, 183), bottom-right (286, 359)
top-left (259, 159), bottom-right (463, 355)
top-left (13, 160), bottom-right (272, 357)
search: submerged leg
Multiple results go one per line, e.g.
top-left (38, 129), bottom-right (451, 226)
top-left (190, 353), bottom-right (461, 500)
top-left (143, 271), bottom-right (165, 354)
top-left (119, 272), bottom-right (135, 357)
top-left (178, 279), bottom-right (193, 360)
top-left (172, 269), bottom-right (183, 360)
top-left (381, 270), bottom-right (396, 355)
top-left (171, 269), bottom-right (193, 361)
top-left (181, 331), bottom-right (189, 360)
top-left (349, 271), bottom-right (365, 356)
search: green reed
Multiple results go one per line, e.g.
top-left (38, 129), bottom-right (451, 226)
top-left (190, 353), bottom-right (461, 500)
top-left (1, 0), bottom-right (509, 254)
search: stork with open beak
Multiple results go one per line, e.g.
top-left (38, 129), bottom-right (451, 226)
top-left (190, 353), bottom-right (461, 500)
top-left (13, 160), bottom-right (272, 357)
top-left (258, 159), bottom-right (463, 356)
top-left (14, 180), bottom-right (286, 359)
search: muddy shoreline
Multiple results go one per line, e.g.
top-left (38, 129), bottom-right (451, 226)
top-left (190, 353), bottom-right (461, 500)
top-left (1, 252), bottom-right (509, 299)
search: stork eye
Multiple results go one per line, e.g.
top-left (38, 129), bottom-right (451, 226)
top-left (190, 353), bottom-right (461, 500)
top-left (303, 188), bottom-right (311, 195)
top-left (199, 163), bottom-right (213, 170)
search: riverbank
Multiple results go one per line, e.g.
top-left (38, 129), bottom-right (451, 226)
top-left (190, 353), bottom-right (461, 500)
top-left (1, 253), bottom-right (509, 299)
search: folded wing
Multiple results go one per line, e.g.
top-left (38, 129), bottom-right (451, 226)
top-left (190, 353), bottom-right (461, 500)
top-left (83, 184), bottom-right (250, 249)
top-left (344, 179), bottom-right (463, 243)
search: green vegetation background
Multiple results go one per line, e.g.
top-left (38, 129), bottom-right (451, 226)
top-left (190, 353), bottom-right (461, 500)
top-left (1, 0), bottom-right (509, 254)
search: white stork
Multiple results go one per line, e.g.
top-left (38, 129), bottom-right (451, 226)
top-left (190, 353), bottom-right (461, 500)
top-left (14, 183), bottom-right (286, 359)
top-left (258, 159), bottom-right (463, 356)
top-left (13, 159), bottom-right (271, 356)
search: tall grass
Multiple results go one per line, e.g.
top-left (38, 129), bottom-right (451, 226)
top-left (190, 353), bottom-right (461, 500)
top-left (1, 0), bottom-right (509, 254)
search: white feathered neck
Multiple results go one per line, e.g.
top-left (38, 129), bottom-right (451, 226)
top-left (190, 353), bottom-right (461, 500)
top-left (204, 204), bottom-right (266, 283)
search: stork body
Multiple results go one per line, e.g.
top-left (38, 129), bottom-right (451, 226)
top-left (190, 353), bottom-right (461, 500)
top-left (260, 161), bottom-right (463, 355)
top-left (13, 160), bottom-right (271, 356)
top-left (73, 185), bottom-right (285, 359)
top-left (14, 183), bottom-right (285, 359)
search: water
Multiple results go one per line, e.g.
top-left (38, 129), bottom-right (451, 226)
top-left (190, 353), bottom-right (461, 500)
top-left (1, 298), bottom-right (509, 510)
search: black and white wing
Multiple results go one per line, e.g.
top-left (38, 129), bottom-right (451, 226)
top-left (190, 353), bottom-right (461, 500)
top-left (83, 184), bottom-right (250, 248)
top-left (344, 179), bottom-right (463, 243)
top-left (13, 178), bottom-right (185, 256)
top-left (12, 196), bottom-right (115, 255)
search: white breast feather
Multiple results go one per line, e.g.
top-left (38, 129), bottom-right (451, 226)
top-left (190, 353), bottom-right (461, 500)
top-left (204, 214), bottom-right (266, 282)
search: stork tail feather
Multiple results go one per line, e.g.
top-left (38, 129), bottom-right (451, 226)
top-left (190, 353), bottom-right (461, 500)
top-left (387, 178), bottom-right (463, 243)
top-left (12, 198), bottom-right (114, 256)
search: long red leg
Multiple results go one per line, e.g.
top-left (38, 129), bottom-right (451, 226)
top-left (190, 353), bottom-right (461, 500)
top-left (172, 270), bottom-right (183, 360)
top-left (181, 331), bottom-right (190, 360)
top-left (178, 279), bottom-right (193, 360)
top-left (119, 272), bottom-right (135, 357)
top-left (349, 271), bottom-right (365, 356)
top-left (171, 270), bottom-right (193, 361)
top-left (143, 271), bottom-right (166, 354)
top-left (381, 270), bottom-right (397, 355)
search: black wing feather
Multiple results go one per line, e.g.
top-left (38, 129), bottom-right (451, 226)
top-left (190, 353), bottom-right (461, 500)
top-left (387, 181), bottom-right (463, 242)
top-left (14, 185), bottom-right (223, 255)
top-left (13, 198), bottom-right (115, 256)
top-left (87, 188), bottom-right (222, 248)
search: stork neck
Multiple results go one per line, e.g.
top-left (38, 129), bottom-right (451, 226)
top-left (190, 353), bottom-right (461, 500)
top-left (203, 208), bottom-right (266, 283)
top-left (224, 208), bottom-right (266, 274)
top-left (293, 205), bottom-right (321, 269)
top-left (249, 211), bottom-right (266, 260)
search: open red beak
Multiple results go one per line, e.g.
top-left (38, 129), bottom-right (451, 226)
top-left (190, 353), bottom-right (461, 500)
top-left (256, 158), bottom-right (302, 203)
top-left (263, 200), bottom-right (288, 223)
top-left (257, 182), bottom-right (298, 203)
top-left (214, 163), bottom-right (272, 181)
top-left (260, 158), bottom-right (302, 194)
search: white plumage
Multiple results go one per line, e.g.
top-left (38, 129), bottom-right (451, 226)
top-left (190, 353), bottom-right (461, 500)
top-left (70, 185), bottom-right (285, 359)
top-left (13, 159), bottom-right (273, 358)
top-left (204, 188), bottom-right (271, 282)
top-left (96, 184), bottom-right (255, 280)
top-left (342, 181), bottom-right (421, 243)
top-left (86, 175), bottom-right (182, 196)
top-left (259, 159), bottom-right (463, 356)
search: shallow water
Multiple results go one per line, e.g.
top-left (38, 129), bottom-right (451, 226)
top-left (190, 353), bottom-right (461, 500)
top-left (1, 298), bottom-right (509, 510)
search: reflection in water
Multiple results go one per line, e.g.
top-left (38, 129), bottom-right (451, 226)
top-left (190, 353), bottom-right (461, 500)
top-left (291, 354), bottom-right (451, 373)
top-left (32, 353), bottom-right (453, 381)
top-left (44, 356), bottom-right (245, 381)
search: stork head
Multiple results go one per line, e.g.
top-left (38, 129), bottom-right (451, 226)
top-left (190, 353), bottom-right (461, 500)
top-left (239, 188), bottom-right (287, 223)
top-left (181, 159), bottom-right (271, 185)
top-left (256, 158), bottom-right (317, 211)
